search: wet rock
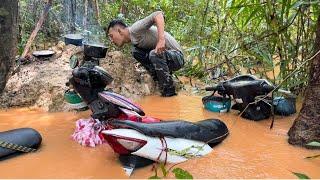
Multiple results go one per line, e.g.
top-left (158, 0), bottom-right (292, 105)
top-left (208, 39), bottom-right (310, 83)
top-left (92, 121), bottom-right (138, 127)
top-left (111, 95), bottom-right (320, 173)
top-left (100, 51), bottom-right (157, 98)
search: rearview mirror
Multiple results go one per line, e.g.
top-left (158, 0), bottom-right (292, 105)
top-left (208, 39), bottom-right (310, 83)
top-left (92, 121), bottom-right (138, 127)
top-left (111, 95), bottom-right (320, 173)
top-left (69, 55), bottom-right (79, 69)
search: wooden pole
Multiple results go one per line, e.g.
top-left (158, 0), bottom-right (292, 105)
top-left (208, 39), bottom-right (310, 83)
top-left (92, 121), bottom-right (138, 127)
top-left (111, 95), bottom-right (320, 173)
top-left (21, 0), bottom-right (53, 59)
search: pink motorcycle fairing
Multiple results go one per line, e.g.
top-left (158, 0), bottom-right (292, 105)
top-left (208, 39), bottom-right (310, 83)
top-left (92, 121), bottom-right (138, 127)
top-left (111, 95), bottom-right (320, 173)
top-left (98, 91), bottom-right (145, 116)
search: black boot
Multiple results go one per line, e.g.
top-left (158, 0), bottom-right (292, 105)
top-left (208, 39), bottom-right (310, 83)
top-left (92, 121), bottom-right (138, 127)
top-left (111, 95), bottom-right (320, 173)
top-left (161, 87), bottom-right (177, 97)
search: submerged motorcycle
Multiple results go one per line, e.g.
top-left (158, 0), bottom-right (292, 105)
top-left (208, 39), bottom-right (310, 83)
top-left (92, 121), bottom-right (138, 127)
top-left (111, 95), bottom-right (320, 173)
top-left (203, 74), bottom-right (296, 121)
top-left (66, 47), bottom-right (229, 175)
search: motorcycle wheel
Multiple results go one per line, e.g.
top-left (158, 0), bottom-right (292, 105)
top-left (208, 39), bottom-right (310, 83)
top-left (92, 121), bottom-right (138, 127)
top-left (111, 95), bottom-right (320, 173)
top-left (241, 101), bottom-right (271, 121)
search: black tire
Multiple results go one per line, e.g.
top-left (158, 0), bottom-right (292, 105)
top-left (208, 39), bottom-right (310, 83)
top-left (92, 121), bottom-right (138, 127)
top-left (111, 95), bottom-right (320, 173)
top-left (241, 101), bottom-right (271, 121)
top-left (0, 128), bottom-right (42, 160)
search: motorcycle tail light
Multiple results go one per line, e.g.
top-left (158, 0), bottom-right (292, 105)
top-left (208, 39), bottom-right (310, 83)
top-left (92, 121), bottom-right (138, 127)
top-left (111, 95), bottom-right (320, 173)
top-left (116, 138), bottom-right (146, 151)
top-left (103, 134), bottom-right (146, 154)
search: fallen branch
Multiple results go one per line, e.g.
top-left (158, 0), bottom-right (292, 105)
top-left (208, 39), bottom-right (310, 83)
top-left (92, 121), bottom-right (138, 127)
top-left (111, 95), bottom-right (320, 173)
top-left (20, 0), bottom-right (53, 59)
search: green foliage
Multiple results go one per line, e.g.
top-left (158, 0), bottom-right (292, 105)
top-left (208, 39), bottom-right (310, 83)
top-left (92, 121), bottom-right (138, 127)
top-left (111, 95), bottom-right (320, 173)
top-left (305, 141), bottom-right (320, 159)
top-left (305, 154), bottom-right (320, 159)
top-left (18, 0), bottom-right (320, 93)
top-left (172, 168), bottom-right (193, 179)
top-left (293, 141), bottom-right (320, 178)
top-left (168, 145), bottom-right (204, 159)
top-left (147, 144), bottom-right (201, 179)
top-left (160, 163), bottom-right (168, 177)
top-left (292, 172), bottom-right (310, 179)
top-left (306, 141), bottom-right (320, 147)
top-left (149, 162), bottom-right (193, 179)
top-left (149, 175), bottom-right (161, 179)
top-left (18, 0), bottom-right (64, 54)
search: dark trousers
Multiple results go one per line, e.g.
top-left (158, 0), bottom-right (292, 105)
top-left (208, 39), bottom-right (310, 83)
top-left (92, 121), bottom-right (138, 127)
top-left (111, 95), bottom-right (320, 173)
top-left (132, 46), bottom-right (184, 93)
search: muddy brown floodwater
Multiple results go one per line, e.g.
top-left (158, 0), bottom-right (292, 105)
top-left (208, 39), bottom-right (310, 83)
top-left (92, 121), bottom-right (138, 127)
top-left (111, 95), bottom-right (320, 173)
top-left (0, 95), bottom-right (319, 178)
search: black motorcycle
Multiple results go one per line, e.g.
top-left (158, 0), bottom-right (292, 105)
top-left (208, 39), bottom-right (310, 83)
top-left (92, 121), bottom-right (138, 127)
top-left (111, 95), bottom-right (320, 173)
top-left (204, 75), bottom-right (296, 121)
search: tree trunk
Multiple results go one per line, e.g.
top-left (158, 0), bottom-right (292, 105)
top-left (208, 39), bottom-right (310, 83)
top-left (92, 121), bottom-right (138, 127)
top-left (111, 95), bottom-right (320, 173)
top-left (120, 0), bottom-right (128, 18)
top-left (70, 0), bottom-right (76, 32)
top-left (21, 0), bottom-right (53, 59)
top-left (83, 0), bottom-right (88, 31)
top-left (93, 0), bottom-right (100, 25)
top-left (63, 0), bottom-right (70, 31)
top-left (288, 14), bottom-right (320, 148)
top-left (0, 0), bottom-right (18, 94)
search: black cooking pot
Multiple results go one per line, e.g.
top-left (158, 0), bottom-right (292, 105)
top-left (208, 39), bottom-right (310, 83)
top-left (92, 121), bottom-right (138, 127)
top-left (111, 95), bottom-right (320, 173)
top-left (64, 34), bottom-right (83, 46)
top-left (84, 43), bottom-right (108, 58)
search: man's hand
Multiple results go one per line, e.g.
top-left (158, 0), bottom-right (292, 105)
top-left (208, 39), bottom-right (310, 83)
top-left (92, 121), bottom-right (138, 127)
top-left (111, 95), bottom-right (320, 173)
top-left (155, 39), bottom-right (165, 54)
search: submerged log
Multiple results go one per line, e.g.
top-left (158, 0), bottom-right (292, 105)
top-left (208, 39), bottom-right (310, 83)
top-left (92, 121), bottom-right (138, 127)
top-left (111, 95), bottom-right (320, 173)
top-left (288, 14), bottom-right (320, 148)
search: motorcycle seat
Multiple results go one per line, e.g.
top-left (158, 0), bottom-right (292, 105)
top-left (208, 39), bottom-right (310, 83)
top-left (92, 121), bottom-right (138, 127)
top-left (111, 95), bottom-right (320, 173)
top-left (219, 79), bottom-right (274, 102)
top-left (109, 119), bottom-right (229, 144)
top-left (225, 79), bottom-right (273, 89)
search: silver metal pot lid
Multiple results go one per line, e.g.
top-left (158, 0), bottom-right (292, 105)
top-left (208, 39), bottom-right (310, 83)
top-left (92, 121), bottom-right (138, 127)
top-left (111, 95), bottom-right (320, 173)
top-left (32, 50), bottom-right (55, 56)
top-left (64, 34), bottom-right (83, 39)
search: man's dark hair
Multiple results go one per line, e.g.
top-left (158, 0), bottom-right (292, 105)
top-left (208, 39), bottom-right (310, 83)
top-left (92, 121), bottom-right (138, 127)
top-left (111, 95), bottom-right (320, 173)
top-left (104, 19), bottom-right (127, 32)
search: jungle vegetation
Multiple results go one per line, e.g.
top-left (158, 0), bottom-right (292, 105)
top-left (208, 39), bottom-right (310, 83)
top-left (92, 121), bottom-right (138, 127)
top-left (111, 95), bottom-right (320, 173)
top-left (17, 0), bottom-right (320, 94)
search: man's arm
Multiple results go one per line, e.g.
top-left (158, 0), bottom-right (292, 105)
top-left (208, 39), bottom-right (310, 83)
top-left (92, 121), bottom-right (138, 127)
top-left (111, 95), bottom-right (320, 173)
top-left (129, 11), bottom-right (166, 53)
top-left (130, 11), bottom-right (162, 34)
top-left (154, 12), bottom-right (165, 54)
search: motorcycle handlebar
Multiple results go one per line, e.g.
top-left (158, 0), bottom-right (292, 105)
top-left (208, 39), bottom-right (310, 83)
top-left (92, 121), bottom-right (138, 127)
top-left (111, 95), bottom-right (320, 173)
top-left (205, 85), bottom-right (218, 91)
top-left (278, 89), bottom-right (296, 97)
top-left (278, 89), bottom-right (291, 94)
top-left (262, 83), bottom-right (275, 92)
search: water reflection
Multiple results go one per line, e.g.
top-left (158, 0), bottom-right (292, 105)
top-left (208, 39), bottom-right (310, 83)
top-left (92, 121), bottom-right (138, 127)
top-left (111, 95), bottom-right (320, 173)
top-left (0, 95), bottom-right (319, 178)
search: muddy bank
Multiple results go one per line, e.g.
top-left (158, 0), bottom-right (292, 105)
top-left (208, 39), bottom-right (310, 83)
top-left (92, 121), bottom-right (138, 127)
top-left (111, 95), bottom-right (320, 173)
top-left (0, 42), bottom-right (160, 112)
top-left (0, 41), bottom-right (211, 112)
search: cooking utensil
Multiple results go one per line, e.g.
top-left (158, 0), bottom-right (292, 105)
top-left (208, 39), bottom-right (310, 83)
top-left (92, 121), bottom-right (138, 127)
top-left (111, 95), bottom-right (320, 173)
top-left (32, 50), bottom-right (55, 58)
top-left (64, 34), bottom-right (83, 46)
top-left (83, 43), bottom-right (108, 58)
